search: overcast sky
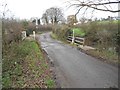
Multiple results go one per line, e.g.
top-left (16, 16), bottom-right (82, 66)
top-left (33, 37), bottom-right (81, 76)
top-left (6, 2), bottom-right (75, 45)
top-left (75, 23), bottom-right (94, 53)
top-left (0, 0), bottom-right (118, 20)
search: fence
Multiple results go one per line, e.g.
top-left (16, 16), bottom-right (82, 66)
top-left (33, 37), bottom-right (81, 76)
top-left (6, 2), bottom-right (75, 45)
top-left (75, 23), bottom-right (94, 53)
top-left (67, 36), bottom-right (85, 46)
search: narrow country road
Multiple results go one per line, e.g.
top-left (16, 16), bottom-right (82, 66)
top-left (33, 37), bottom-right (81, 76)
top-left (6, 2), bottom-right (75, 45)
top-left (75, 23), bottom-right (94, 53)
top-left (37, 32), bottom-right (118, 88)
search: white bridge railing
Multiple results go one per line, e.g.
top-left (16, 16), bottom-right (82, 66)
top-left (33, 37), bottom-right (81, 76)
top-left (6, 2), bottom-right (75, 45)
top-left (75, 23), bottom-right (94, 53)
top-left (67, 36), bottom-right (85, 46)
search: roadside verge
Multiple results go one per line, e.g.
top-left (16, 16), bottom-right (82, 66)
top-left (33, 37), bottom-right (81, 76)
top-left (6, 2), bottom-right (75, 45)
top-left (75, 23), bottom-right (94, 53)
top-left (35, 35), bottom-right (61, 88)
top-left (2, 37), bottom-right (56, 88)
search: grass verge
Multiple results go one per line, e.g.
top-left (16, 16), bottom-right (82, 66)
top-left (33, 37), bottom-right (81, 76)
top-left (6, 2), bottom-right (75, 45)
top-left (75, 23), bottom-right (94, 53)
top-left (2, 40), bottom-right (56, 88)
top-left (85, 49), bottom-right (118, 66)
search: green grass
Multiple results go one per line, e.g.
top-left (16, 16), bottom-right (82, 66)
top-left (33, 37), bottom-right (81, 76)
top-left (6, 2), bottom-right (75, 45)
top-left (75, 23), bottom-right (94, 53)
top-left (2, 40), bottom-right (55, 88)
top-left (98, 20), bottom-right (119, 24)
top-left (71, 28), bottom-right (85, 37)
top-left (45, 79), bottom-right (55, 88)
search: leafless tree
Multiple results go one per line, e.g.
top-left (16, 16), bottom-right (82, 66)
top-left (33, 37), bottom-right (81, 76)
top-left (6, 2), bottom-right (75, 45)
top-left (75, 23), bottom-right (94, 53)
top-left (79, 17), bottom-right (88, 24)
top-left (67, 15), bottom-right (78, 26)
top-left (41, 13), bottom-right (49, 25)
top-left (43, 7), bottom-right (65, 24)
top-left (67, 0), bottom-right (120, 16)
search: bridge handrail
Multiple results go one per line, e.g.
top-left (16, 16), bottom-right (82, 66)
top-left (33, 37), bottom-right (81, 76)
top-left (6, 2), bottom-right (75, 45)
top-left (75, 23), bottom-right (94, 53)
top-left (67, 36), bottom-right (85, 46)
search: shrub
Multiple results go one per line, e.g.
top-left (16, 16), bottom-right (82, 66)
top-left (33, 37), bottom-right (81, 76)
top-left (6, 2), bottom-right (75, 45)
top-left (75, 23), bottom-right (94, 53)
top-left (80, 20), bottom-right (118, 51)
top-left (26, 29), bottom-right (34, 36)
top-left (2, 19), bottom-right (22, 48)
top-left (52, 24), bottom-right (70, 40)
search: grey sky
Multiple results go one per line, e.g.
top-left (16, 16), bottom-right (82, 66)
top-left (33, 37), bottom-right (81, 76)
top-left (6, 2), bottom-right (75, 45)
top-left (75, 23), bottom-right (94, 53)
top-left (0, 0), bottom-right (118, 20)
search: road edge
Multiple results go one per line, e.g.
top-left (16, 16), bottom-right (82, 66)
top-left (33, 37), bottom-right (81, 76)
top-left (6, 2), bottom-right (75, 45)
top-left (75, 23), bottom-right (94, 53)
top-left (35, 35), bottom-right (61, 88)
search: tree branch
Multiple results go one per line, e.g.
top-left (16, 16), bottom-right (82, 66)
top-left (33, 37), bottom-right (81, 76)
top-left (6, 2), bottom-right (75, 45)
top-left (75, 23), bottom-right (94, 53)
top-left (69, 1), bottom-right (120, 13)
top-left (89, 1), bottom-right (120, 6)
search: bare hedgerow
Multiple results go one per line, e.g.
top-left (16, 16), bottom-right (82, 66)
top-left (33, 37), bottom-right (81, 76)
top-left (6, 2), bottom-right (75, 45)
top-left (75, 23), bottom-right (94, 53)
top-left (2, 18), bottom-right (30, 53)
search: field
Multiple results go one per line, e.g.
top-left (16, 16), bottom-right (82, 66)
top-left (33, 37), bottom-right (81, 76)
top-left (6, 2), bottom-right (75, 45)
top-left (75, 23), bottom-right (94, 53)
top-left (98, 20), bottom-right (118, 24)
top-left (70, 28), bottom-right (86, 37)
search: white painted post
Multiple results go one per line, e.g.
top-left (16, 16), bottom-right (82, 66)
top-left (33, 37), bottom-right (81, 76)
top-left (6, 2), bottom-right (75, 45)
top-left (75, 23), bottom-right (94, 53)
top-left (33, 31), bottom-right (35, 40)
top-left (71, 29), bottom-right (75, 44)
top-left (25, 31), bottom-right (26, 37)
top-left (71, 23), bottom-right (76, 44)
top-left (22, 31), bottom-right (26, 40)
top-left (36, 18), bottom-right (38, 29)
top-left (83, 38), bottom-right (85, 47)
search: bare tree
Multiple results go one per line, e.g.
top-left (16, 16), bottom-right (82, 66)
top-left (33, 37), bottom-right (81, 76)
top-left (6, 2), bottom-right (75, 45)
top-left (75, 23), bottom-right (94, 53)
top-left (44, 7), bottom-right (65, 24)
top-left (79, 17), bottom-right (88, 24)
top-left (67, 15), bottom-right (78, 26)
top-left (41, 13), bottom-right (49, 25)
top-left (67, 0), bottom-right (120, 16)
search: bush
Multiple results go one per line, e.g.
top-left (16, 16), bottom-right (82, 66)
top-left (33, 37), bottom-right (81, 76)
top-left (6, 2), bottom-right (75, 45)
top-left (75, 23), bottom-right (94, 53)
top-left (2, 19), bottom-right (22, 48)
top-left (80, 20), bottom-right (118, 50)
top-left (36, 24), bottom-right (53, 33)
top-left (26, 29), bottom-right (34, 36)
top-left (52, 24), bottom-right (70, 40)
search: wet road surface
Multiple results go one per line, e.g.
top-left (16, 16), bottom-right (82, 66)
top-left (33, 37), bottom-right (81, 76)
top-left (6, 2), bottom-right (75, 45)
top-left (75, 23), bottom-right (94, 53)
top-left (37, 32), bottom-right (118, 88)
